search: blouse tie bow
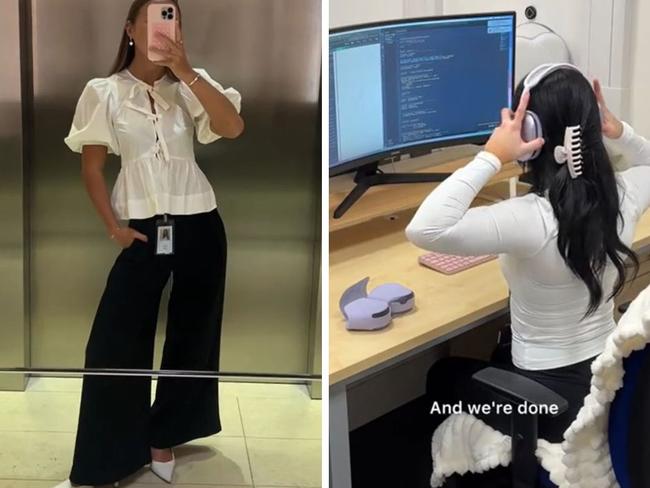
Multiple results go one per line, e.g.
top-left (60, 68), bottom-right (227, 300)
top-left (125, 83), bottom-right (172, 162)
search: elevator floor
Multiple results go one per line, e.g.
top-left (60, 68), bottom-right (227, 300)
top-left (0, 378), bottom-right (321, 487)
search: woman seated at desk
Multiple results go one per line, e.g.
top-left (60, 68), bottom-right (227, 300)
top-left (405, 65), bottom-right (650, 450)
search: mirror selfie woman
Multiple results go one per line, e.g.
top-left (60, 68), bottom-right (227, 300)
top-left (406, 64), bottom-right (650, 484)
top-left (56, 1), bottom-right (243, 486)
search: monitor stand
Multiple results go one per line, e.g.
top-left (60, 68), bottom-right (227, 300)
top-left (332, 162), bottom-right (451, 219)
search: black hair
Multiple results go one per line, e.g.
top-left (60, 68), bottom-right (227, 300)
top-left (516, 68), bottom-right (638, 316)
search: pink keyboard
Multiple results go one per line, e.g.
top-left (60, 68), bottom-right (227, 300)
top-left (418, 252), bottom-right (497, 275)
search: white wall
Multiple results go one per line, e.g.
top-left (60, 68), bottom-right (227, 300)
top-left (330, 0), bottom-right (442, 28)
top-left (330, 0), bottom-right (405, 28)
top-left (627, 0), bottom-right (650, 137)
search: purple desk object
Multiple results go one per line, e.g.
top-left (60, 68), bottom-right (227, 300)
top-left (339, 277), bottom-right (415, 331)
top-left (368, 282), bottom-right (415, 314)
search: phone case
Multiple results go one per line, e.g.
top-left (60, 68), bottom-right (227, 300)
top-left (147, 3), bottom-right (177, 62)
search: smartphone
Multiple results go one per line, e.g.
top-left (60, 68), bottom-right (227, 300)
top-left (147, 2), bottom-right (177, 62)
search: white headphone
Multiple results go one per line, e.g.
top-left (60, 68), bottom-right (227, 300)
top-left (518, 63), bottom-right (585, 162)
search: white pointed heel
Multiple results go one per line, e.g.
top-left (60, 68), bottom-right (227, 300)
top-left (150, 449), bottom-right (175, 483)
top-left (52, 481), bottom-right (76, 488)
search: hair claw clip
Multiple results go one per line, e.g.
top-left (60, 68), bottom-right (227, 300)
top-left (554, 125), bottom-right (583, 179)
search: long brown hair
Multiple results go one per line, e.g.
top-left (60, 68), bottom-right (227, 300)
top-left (109, 0), bottom-right (181, 79)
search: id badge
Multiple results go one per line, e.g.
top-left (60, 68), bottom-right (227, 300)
top-left (155, 216), bottom-right (175, 255)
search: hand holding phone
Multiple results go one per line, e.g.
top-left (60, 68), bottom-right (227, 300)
top-left (147, 2), bottom-right (177, 62)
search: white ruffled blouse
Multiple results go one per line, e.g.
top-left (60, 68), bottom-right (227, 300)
top-left (64, 68), bottom-right (241, 220)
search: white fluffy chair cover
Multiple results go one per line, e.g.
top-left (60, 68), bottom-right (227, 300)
top-left (430, 284), bottom-right (650, 488)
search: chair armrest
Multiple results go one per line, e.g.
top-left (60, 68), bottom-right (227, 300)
top-left (472, 367), bottom-right (569, 416)
top-left (472, 367), bottom-right (569, 488)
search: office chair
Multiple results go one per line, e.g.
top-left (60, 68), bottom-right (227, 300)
top-left (467, 300), bottom-right (650, 488)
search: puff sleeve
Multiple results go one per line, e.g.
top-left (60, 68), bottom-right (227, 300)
top-left (179, 68), bottom-right (242, 144)
top-left (64, 78), bottom-right (120, 155)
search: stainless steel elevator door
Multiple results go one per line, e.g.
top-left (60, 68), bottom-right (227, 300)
top-left (0, 0), bottom-right (28, 390)
top-left (29, 0), bottom-right (321, 374)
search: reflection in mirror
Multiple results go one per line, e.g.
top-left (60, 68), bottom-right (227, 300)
top-left (11, 0), bottom-right (321, 374)
top-left (0, 0), bottom-right (321, 486)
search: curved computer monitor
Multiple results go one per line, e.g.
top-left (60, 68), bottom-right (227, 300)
top-left (329, 12), bottom-right (516, 177)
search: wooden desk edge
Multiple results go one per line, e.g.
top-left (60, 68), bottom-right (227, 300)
top-left (329, 300), bottom-right (509, 385)
top-left (329, 233), bottom-right (650, 387)
top-left (329, 160), bottom-right (522, 232)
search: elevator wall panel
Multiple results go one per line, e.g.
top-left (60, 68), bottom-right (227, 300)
top-left (29, 0), bottom-right (321, 374)
top-left (0, 0), bottom-right (28, 390)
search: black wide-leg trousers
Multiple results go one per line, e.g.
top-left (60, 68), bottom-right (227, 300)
top-left (69, 208), bottom-right (227, 486)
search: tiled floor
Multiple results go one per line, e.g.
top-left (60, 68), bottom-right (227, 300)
top-left (0, 378), bottom-right (321, 488)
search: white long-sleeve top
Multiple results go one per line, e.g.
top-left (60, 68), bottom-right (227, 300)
top-left (405, 122), bottom-right (650, 370)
